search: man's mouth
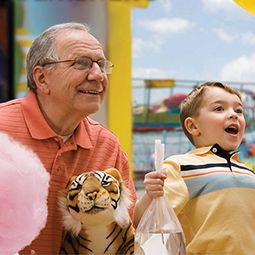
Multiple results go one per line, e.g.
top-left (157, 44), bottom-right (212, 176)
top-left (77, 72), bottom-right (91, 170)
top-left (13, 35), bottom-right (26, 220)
top-left (79, 90), bottom-right (101, 95)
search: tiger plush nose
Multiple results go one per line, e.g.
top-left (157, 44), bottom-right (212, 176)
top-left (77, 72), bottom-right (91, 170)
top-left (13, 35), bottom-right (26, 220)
top-left (87, 191), bottom-right (98, 201)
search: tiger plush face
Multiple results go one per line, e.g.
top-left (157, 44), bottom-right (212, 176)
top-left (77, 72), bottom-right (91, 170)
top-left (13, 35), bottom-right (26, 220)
top-left (59, 168), bottom-right (134, 255)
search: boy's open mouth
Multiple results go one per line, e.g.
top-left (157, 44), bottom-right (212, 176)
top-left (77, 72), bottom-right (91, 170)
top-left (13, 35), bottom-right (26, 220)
top-left (225, 126), bottom-right (238, 134)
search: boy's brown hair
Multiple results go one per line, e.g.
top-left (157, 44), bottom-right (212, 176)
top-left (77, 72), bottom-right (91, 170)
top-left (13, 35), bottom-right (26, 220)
top-left (180, 81), bottom-right (242, 145)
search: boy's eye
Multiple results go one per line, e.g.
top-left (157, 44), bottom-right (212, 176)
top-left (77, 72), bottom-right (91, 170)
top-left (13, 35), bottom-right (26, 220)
top-left (215, 106), bottom-right (224, 112)
top-left (235, 108), bottom-right (243, 114)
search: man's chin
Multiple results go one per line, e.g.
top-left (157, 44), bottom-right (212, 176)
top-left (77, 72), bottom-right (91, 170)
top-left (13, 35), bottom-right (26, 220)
top-left (86, 106), bottom-right (101, 117)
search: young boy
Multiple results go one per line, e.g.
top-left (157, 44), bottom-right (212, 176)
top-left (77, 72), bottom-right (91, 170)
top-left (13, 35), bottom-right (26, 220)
top-left (134, 82), bottom-right (255, 254)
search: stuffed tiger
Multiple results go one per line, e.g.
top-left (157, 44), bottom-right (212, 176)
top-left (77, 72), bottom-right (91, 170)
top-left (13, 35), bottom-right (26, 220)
top-left (59, 168), bottom-right (135, 255)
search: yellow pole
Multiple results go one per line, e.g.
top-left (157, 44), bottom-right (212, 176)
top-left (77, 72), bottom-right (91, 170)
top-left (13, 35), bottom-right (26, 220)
top-left (107, 1), bottom-right (149, 176)
top-left (107, 1), bottom-right (133, 173)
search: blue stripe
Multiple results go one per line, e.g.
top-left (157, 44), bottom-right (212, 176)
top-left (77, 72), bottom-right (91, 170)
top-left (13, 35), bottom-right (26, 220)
top-left (185, 173), bottom-right (255, 199)
top-left (181, 162), bottom-right (252, 172)
top-left (181, 163), bottom-right (228, 171)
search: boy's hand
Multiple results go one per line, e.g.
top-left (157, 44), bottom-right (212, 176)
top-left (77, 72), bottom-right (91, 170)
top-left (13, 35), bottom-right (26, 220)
top-left (144, 171), bottom-right (167, 199)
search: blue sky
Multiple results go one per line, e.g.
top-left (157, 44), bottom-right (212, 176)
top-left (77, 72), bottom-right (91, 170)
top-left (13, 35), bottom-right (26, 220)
top-left (131, 0), bottom-right (255, 83)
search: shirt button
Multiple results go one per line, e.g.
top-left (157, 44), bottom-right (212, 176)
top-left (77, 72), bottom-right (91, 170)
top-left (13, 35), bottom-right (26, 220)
top-left (212, 147), bottom-right (217, 153)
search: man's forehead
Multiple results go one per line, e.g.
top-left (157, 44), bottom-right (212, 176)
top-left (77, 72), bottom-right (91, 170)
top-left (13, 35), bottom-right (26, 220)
top-left (55, 30), bottom-right (104, 55)
top-left (56, 29), bottom-right (101, 46)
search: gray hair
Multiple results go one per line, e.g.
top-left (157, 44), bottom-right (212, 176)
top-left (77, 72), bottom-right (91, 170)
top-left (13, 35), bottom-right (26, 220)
top-left (26, 22), bottom-right (90, 91)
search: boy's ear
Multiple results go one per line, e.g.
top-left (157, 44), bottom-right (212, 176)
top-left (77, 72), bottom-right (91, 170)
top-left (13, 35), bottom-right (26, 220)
top-left (184, 117), bottom-right (200, 136)
top-left (32, 66), bottom-right (50, 94)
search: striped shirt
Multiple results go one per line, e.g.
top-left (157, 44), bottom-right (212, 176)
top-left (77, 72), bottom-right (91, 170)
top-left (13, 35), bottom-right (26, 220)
top-left (163, 144), bottom-right (255, 255)
top-left (0, 91), bottom-right (137, 255)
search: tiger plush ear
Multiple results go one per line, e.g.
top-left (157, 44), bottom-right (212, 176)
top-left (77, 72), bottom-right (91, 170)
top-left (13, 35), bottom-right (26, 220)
top-left (66, 175), bottom-right (77, 188)
top-left (105, 168), bottom-right (121, 182)
top-left (105, 168), bottom-right (133, 228)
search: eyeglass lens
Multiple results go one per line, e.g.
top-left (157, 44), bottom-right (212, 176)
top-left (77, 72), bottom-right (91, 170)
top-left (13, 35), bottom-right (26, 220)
top-left (74, 57), bottom-right (113, 74)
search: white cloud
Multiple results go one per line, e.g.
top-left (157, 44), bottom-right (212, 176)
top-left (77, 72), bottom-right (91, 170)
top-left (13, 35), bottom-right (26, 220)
top-left (213, 28), bottom-right (255, 45)
top-left (133, 17), bottom-right (192, 58)
top-left (137, 17), bottom-right (192, 34)
top-left (132, 37), bottom-right (164, 58)
top-left (132, 67), bottom-right (174, 79)
top-left (242, 32), bottom-right (255, 44)
top-left (220, 53), bottom-right (255, 82)
top-left (213, 28), bottom-right (237, 43)
top-left (201, 0), bottom-right (237, 13)
top-left (157, 0), bottom-right (172, 13)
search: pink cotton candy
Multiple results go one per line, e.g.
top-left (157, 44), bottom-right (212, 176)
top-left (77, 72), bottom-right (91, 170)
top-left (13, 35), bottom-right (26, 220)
top-left (0, 132), bottom-right (49, 255)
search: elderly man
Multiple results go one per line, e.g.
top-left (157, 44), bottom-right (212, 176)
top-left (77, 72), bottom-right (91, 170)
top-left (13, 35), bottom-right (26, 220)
top-left (0, 22), bottom-right (137, 254)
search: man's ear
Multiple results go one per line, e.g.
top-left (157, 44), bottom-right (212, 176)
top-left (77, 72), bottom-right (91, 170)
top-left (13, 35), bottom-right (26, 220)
top-left (32, 66), bottom-right (50, 94)
top-left (184, 117), bottom-right (200, 136)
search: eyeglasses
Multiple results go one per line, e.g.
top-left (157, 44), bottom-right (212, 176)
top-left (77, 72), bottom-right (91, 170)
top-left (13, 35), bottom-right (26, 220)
top-left (41, 56), bottom-right (114, 74)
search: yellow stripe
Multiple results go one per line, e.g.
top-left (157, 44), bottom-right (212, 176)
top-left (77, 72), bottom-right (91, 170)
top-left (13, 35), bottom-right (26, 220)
top-left (16, 83), bottom-right (28, 92)
top-left (21, 68), bottom-right (27, 74)
top-left (16, 40), bottom-right (33, 47)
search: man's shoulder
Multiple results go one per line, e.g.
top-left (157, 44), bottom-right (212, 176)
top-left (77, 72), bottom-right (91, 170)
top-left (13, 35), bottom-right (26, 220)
top-left (0, 98), bottom-right (23, 117)
top-left (0, 98), bottom-right (27, 138)
top-left (0, 98), bottom-right (23, 109)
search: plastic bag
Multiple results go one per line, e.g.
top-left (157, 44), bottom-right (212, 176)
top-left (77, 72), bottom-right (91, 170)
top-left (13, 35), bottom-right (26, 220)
top-left (135, 140), bottom-right (186, 255)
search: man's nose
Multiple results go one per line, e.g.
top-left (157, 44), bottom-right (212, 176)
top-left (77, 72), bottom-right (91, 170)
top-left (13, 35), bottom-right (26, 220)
top-left (87, 62), bottom-right (104, 82)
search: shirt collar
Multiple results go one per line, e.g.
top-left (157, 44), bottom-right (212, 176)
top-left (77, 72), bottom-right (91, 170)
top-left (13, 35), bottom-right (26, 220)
top-left (22, 91), bottom-right (92, 149)
top-left (188, 144), bottom-right (239, 160)
top-left (73, 119), bottom-right (93, 149)
top-left (22, 91), bottom-right (56, 139)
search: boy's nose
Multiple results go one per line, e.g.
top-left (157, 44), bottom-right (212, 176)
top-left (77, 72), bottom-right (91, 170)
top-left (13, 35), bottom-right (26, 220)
top-left (229, 110), bottom-right (238, 119)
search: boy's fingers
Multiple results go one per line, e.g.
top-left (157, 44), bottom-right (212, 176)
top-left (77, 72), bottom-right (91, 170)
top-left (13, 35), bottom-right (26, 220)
top-left (145, 171), bottom-right (166, 179)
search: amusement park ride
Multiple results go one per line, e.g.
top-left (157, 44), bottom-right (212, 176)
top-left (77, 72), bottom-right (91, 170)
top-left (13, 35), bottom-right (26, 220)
top-left (133, 79), bottom-right (255, 132)
top-left (133, 79), bottom-right (187, 131)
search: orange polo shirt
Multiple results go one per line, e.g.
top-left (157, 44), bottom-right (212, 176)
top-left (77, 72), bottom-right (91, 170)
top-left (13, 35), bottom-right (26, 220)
top-left (0, 91), bottom-right (137, 255)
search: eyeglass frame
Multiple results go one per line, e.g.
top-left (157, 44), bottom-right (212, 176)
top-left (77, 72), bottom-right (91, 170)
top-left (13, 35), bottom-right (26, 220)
top-left (41, 56), bottom-right (114, 74)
